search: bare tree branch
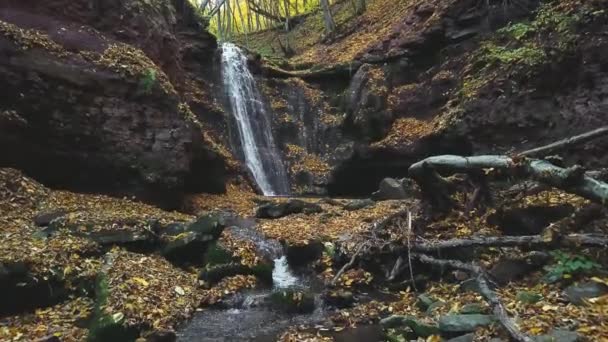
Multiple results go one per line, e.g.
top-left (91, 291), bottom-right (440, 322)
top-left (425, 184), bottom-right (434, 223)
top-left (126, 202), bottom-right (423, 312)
top-left (517, 126), bottom-right (608, 158)
top-left (411, 233), bottom-right (608, 252)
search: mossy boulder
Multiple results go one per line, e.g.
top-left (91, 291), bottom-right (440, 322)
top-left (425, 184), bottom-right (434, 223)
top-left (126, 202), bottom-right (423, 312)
top-left (438, 314), bottom-right (495, 333)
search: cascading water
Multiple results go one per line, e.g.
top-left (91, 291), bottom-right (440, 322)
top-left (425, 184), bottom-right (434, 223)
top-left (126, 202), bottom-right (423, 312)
top-left (221, 43), bottom-right (290, 196)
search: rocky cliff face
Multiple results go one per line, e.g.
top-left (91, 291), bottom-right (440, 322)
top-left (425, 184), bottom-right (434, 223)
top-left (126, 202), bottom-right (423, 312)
top-left (249, 0), bottom-right (608, 196)
top-left (0, 0), bottom-right (229, 207)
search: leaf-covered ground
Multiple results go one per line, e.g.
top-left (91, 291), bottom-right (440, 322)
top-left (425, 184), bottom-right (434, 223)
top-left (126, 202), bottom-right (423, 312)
top-left (2, 165), bottom-right (608, 341)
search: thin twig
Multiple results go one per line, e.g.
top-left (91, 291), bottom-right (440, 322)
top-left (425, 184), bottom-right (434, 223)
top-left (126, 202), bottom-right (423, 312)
top-left (331, 241), bottom-right (367, 286)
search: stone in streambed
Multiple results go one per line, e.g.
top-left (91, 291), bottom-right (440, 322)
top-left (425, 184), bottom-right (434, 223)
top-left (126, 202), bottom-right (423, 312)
top-left (438, 314), bottom-right (494, 333)
top-left (255, 199), bottom-right (322, 219)
top-left (268, 289), bottom-right (315, 314)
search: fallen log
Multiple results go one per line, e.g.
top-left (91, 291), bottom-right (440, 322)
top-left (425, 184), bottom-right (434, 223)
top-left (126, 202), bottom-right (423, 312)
top-left (262, 61), bottom-right (363, 80)
top-left (408, 155), bottom-right (608, 209)
top-left (412, 254), bottom-right (533, 342)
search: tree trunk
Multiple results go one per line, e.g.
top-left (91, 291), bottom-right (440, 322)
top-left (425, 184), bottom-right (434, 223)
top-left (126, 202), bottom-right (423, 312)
top-left (320, 0), bottom-right (336, 34)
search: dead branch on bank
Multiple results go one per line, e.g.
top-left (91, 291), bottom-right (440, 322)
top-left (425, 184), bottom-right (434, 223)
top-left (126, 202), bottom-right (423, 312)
top-left (517, 126), bottom-right (608, 158)
top-left (412, 254), bottom-right (533, 342)
top-left (408, 127), bottom-right (608, 211)
top-left (408, 155), bottom-right (608, 210)
top-left (411, 233), bottom-right (608, 252)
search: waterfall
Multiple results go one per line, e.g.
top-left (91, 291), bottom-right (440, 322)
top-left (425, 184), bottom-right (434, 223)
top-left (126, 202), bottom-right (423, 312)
top-left (221, 43), bottom-right (290, 196)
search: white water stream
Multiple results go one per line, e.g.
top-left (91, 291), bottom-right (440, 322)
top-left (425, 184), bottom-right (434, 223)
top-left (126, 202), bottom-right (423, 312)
top-left (221, 43), bottom-right (289, 196)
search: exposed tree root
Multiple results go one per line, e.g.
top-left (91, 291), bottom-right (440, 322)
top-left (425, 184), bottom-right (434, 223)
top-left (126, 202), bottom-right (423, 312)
top-left (412, 254), bottom-right (533, 342)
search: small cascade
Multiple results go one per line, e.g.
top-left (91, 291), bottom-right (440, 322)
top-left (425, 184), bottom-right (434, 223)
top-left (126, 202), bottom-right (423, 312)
top-left (272, 256), bottom-right (298, 289)
top-left (221, 43), bottom-right (290, 196)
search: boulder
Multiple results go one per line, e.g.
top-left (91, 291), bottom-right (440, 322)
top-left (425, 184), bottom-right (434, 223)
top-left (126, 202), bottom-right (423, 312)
top-left (438, 314), bottom-right (494, 333)
top-left (372, 178), bottom-right (408, 200)
top-left (564, 281), bottom-right (608, 305)
top-left (255, 199), bottom-right (322, 219)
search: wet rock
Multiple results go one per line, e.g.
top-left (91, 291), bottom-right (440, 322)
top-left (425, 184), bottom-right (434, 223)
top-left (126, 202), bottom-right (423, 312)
top-left (323, 289), bottom-right (355, 308)
top-left (372, 178), bottom-right (408, 200)
top-left (380, 315), bottom-right (440, 337)
top-left (267, 289), bottom-right (315, 314)
top-left (255, 199), bottom-right (322, 219)
top-left (343, 198), bottom-right (375, 211)
top-left (488, 205), bottom-right (575, 236)
top-left (447, 333), bottom-right (475, 342)
top-left (286, 240), bottom-right (324, 266)
top-left (161, 213), bottom-right (227, 263)
top-left (199, 262), bottom-right (272, 285)
top-left (534, 329), bottom-right (581, 342)
top-left (564, 281), bottom-right (608, 305)
top-left (438, 314), bottom-right (494, 333)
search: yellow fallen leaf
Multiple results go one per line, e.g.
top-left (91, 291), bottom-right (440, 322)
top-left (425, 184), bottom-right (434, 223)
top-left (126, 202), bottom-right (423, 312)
top-left (132, 277), bottom-right (149, 287)
top-left (175, 286), bottom-right (185, 296)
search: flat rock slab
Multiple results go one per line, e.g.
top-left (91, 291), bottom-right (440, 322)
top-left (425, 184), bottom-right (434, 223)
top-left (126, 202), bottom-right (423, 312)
top-left (438, 314), bottom-right (494, 333)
